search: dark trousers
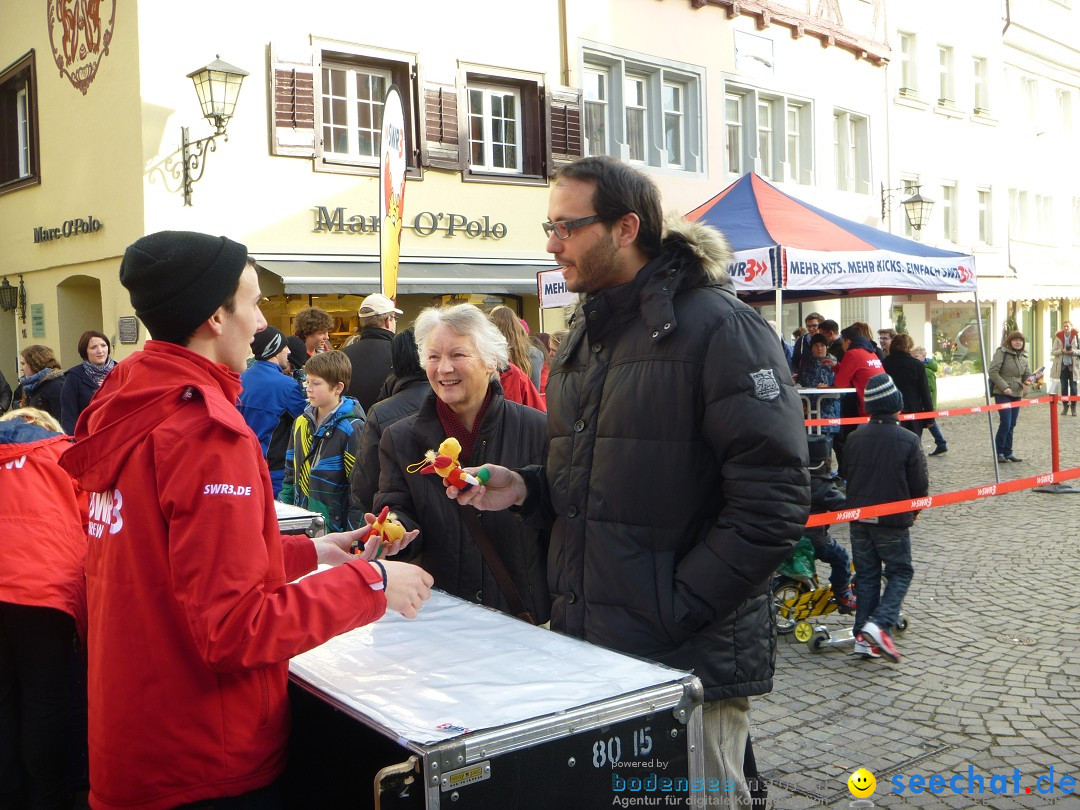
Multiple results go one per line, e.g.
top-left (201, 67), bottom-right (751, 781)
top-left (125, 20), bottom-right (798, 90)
top-left (807, 528), bottom-right (851, 593)
top-left (175, 781), bottom-right (283, 810)
top-left (0, 602), bottom-right (78, 810)
top-left (993, 394), bottom-right (1020, 456)
top-left (1061, 367), bottom-right (1077, 398)
top-left (850, 523), bottom-right (914, 634)
top-left (928, 420), bottom-right (947, 448)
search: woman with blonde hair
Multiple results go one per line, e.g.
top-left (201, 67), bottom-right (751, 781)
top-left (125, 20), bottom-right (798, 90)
top-left (14, 345), bottom-right (65, 424)
top-left (488, 306), bottom-right (544, 390)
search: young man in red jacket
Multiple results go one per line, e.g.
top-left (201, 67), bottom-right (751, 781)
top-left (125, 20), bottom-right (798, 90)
top-left (60, 231), bottom-right (433, 810)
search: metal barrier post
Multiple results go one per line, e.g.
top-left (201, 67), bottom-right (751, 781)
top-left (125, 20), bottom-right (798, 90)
top-left (1035, 394), bottom-right (1079, 494)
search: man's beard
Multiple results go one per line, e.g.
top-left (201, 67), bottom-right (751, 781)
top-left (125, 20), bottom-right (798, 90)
top-left (565, 232), bottom-right (621, 294)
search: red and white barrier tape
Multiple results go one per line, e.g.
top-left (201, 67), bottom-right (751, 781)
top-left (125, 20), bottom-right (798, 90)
top-left (804, 395), bottom-right (1056, 428)
top-left (806, 466), bottom-right (1080, 527)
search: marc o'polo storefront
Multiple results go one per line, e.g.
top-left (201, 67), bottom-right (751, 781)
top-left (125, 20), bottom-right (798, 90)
top-left (253, 201), bottom-right (558, 345)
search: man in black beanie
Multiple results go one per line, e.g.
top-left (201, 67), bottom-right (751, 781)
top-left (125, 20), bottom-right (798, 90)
top-left (59, 231), bottom-right (432, 809)
top-left (842, 373), bottom-right (928, 663)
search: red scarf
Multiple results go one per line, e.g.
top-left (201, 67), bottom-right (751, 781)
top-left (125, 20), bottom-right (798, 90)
top-left (435, 388), bottom-right (493, 463)
top-left (1057, 330), bottom-right (1078, 347)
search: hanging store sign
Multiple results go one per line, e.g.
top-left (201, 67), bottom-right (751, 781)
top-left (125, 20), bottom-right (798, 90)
top-left (314, 207), bottom-right (506, 239)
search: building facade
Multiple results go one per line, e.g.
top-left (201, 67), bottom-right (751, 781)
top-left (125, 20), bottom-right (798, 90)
top-left (4, 0), bottom-right (1075, 391)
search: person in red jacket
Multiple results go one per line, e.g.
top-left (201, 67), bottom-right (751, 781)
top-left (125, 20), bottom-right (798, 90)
top-left (0, 407), bottom-right (88, 809)
top-left (498, 360), bottom-right (547, 412)
top-left (833, 324), bottom-right (886, 415)
top-left (59, 231), bottom-right (433, 810)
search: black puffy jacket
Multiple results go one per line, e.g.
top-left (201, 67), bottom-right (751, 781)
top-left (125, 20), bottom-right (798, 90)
top-left (534, 220), bottom-right (810, 701)
top-left (349, 374), bottom-right (431, 520)
top-left (377, 386), bottom-right (550, 622)
top-left (342, 328), bottom-right (394, 413)
top-left (844, 417), bottom-right (929, 528)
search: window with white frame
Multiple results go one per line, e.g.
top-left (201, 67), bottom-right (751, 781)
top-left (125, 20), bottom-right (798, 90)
top-left (725, 93), bottom-right (744, 175)
top-left (1009, 189), bottom-right (1029, 240)
top-left (833, 109), bottom-right (869, 193)
top-left (977, 187), bottom-right (992, 244)
top-left (0, 51), bottom-right (38, 193)
top-left (468, 84), bottom-right (522, 173)
top-left (582, 48), bottom-right (704, 173)
top-left (785, 103), bottom-right (806, 182)
top-left (663, 81), bottom-right (684, 167)
top-left (937, 45), bottom-right (954, 105)
top-left (899, 32), bottom-right (917, 95)
top-left (941, 182), bottom-right (957, 242)
top-left (583, 67), bottom-right (609, 157)
top-left (973, 57), bottom-right (989, 113)
top-left (727, 84), bottom-right (813, 183)
top-left (757, 99), bottom-right (774, 180)
top-left (1022, 76), bottom-right (1039, 119)
top-left (1035, 194), bottom-right (1054, 242)
top-left (308, 45), bottom-right (419, 175)
top-left (623, 75), bottom-right (648, 163)
top-left (1059, 88), bottom-right (1073, 135)
top-left (321, 63), bottom-right (390, 162)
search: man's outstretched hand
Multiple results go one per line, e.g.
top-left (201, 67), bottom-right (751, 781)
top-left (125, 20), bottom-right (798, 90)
top-left (444, 464), bottom-right (527, 511)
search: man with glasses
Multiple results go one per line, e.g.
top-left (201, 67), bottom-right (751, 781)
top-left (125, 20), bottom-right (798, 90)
top-left (343, 292), bottom-right (403, 413)
top-left (790, 312), bottom-right (824, 377)
top-left (449, 156), bottom-right (809, 809)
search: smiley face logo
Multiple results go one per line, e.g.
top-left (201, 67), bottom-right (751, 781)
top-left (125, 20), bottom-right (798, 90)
top-left (848, 768), bottom-right (876, 797)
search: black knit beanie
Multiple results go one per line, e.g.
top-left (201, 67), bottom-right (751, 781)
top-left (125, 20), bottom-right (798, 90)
top-left (119, 231), bottom-right (248, 344)
top-left (251, 327), bottom-right (286, 361)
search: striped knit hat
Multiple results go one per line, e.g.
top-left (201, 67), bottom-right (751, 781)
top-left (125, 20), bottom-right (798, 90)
top-left (863, 373), bottom-right (903, 415)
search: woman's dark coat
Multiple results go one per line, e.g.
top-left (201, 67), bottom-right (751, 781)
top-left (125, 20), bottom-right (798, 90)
top-left (376, 385), bottom-right (550, 622)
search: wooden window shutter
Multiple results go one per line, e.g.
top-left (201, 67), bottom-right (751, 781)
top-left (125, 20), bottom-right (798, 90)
top-left (546, 85), bottom-right (583, 176)
top-left (270, 46), bottom-right (315, 158)
top-left (421, 82), bottom-right (463, 170)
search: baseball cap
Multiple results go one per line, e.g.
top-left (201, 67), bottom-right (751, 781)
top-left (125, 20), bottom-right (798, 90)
top-left (359, 293), bottom-right (403, 317)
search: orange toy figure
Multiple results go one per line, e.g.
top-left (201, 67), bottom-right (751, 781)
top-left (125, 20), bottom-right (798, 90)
top-left (406, 437), bottom-right (491, 491)
top-left (352, 505), bottom-right (405, 557)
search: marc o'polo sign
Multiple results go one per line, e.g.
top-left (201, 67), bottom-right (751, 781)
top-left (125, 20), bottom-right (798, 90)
top-left (34, 216), bottom-right (104, 243)
top-left (314, 206), bottom-right (506, 239)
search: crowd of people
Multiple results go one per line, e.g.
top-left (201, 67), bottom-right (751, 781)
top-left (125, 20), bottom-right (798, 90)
top-left (0, 153), bottom-right (1067, 809)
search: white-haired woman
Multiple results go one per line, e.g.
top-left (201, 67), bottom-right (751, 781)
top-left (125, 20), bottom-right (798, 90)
top-left (374, 304), bottom-right (550, 622)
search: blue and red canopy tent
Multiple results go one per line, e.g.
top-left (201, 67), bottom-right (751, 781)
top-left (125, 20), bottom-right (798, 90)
top-left (685, 172), bottom-right (977, 302)
top-left (688, 174), bottom-right (1009, 471)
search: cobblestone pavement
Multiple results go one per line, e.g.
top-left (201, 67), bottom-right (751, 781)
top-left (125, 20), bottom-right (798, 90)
top-left (755, 396), bottom-right (1080, 809)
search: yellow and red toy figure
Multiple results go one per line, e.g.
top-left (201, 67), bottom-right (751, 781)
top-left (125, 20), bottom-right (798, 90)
top-left (352, 505), bottom-right (405, 556)
top-left (407, 437), bottom-right (491, 490)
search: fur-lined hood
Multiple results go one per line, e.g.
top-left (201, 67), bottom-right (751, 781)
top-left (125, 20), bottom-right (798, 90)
top-left (660, 214), bottom-right (733, 287)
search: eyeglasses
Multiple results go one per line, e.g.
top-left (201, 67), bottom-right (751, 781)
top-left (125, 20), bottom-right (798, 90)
top-left (806, 322), bottom-right (820, 330)
top-left (542, 215), bottom-right (603, 240)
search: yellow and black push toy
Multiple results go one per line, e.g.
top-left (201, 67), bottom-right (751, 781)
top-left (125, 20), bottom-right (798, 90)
top-left (773, 540), bottom-right (908, 652)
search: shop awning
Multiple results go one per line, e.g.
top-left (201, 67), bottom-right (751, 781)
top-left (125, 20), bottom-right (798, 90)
top-left (256, 259), bottom-right (553, 295)
top-left (939, 276), bottom-right (1080, 304)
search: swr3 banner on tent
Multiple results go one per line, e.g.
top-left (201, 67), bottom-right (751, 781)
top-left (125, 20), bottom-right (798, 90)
top-left (727, 247), bottom-right (778, 292)
top-left (782, 249), bottom-right (976, 293)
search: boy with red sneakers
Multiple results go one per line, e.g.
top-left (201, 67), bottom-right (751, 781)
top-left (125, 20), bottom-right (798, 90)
top-left (843, 374), bottom-right (928, 662)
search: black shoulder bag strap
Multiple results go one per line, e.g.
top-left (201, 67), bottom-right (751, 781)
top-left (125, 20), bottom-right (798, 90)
top-left (459, 507), bottom-right (536, 624)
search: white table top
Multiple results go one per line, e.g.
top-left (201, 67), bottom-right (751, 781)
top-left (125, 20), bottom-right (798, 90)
top-left (289, 590), bottom-right (691, 744)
